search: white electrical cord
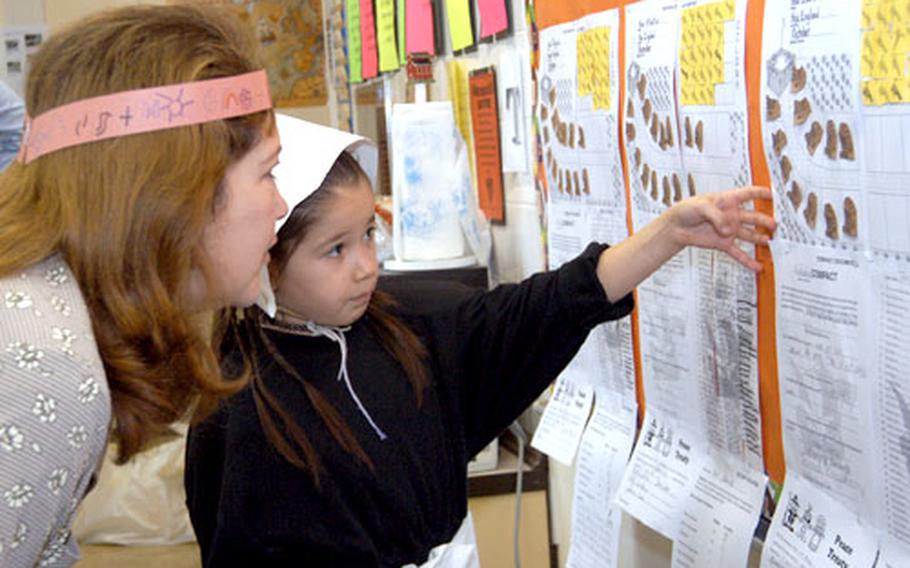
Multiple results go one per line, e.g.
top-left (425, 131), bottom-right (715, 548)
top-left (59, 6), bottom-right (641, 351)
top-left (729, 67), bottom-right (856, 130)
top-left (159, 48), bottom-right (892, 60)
top-left (508, 421), bottom-right (528, 568)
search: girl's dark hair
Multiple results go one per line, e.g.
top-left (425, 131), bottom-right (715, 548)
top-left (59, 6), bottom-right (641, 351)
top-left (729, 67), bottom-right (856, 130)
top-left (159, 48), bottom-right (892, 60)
top-left (223, 152), bottom-right (427, 484)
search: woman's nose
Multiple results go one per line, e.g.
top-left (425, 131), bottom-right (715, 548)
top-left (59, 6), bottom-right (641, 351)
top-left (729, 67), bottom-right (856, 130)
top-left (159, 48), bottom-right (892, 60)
top-left (274, 188), bottom-right (289, 219)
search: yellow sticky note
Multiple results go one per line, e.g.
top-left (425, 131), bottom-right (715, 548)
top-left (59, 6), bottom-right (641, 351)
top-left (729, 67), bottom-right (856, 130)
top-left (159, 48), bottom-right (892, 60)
top-left (863, 30), bottom-right (877, 53)
top-left (862, 5), bottom-right (877, 28)
top-left (578, 26), bottom-right (612, 110)
top-left (888, 52), bottom-right (904, 77)
top-left (894, 27), bottom-right (910, 51)
top-left (862, 80), bottom-right (876, 105)
top-left (876, 78), bottom-right (892, 103)
top-left (875, 53), bottom-right (894, 77)
top-left (376, 0), bottom-right (400, 72)
top-left (891, 78), bottom-right (910, 102)
top-left (880, 1), bottom-right (897, 25)
top-left (445, 0), bottom-right (474, 52)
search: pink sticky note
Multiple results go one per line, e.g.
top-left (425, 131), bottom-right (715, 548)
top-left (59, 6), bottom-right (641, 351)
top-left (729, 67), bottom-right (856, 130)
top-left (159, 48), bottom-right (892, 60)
top-left (405, 0), bottom-right (435, 55)
top-left (360, 0), bottom-right (379, 79)
top-left (478, 0), bottom-right (508, 39)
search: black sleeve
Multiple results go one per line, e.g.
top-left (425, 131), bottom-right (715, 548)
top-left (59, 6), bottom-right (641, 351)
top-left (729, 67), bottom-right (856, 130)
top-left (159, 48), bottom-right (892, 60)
top-left (454, 242), bottom-right (634, 456)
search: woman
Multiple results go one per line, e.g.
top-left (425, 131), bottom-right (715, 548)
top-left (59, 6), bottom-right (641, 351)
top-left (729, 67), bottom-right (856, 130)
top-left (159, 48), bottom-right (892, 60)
top-left (0, 5), bottom-right (287, 566)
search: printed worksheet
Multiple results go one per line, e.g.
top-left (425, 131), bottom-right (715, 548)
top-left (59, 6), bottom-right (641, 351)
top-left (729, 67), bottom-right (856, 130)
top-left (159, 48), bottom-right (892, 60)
top-left (671, 456), bottom-right (767, 568)
top-left (615, 411), bottom-right (766, 563)
top-left (761, 1), bottom-right (864, 251)
top-left (870, 262), bottom-right (910, 557)
top-left (539, 9), bottom-right (625, 213)
top-left (678, 0), bottom-right (751, 193)
top-left (530, 371), bottom-right (594, 466)
top-left (625, 0), bottom-right (685, 229)
top-left (536, 10), bottom-right (640, 563)
top-left (542, 8), bottom-right (629, 269)
top-left (624, 0), bottom-right (698, 429)
top-left (624, 1), bottom-right (761, 465)
top-left (616, 412), bottom-right (706, 539)
top-left (618, 1), bottom-right (765, 561)
top-left (535, 7), bottom-right (637, 468)
top-left (566, 397), bottom-right (637, 568)
top-left (762, 0), bottom-right (910, 560)
top-left (769, 241), bottom-right (878, 516)
top-left (680, 2), bottom-right (761, 459)
top-left (760, 474), bottom-right (878, 568)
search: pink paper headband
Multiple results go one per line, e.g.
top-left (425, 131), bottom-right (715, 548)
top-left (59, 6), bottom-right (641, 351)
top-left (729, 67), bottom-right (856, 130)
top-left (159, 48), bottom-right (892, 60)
top-left (18, 69), bottom-right (272, 164)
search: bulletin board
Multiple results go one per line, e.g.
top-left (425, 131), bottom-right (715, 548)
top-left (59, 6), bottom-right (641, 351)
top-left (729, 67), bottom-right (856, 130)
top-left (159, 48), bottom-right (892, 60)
top-left (344, 0), bottom-right (910, 561)
top-left (535, 0), bottom-right (783, 485)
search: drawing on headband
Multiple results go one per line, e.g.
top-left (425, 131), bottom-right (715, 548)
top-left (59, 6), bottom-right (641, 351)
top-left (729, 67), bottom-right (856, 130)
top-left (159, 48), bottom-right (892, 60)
top-left (20, 70), bottom-right (272, 163)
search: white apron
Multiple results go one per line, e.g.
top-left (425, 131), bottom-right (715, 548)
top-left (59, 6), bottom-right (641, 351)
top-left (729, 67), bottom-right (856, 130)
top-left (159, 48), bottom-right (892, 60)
top-left (403, 512), bottom-right (481, 568)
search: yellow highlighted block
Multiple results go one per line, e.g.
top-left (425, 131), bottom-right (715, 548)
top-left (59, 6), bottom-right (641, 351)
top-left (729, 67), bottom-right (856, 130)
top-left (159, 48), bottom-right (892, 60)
top-left (863, 0), bottom-right (910, 104)
top-left (680, 0), bottom-right (733, 107)
top-left (577, 26), bottom-right (612, 110)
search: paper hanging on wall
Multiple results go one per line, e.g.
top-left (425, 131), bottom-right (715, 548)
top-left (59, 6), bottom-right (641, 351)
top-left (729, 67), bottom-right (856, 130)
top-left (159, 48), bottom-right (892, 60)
top-left (359, 0), bottom-right (379, 79)
top-left (530, 373), bottom-right (593, 465)
top-left (405, 0), bottom-right (435, 55)
top-left (346, 0), bottom-right (363, 83)
top-left (444, 0), bottom-right (474, 52)
top-left (497, 47), bottom-right (530, 173)
top-left (447, 60), bottom-right (476, 188)
top-left (1, 26), bottom-right (44, 98)
top-left (397, 0), bottom-right (406, 63)
top-left (477, 0), bottom-right (508, 39)
top-left (468, 67), bottom-right (505, 223)
top-left (376, 0), bottom-right (399, 72)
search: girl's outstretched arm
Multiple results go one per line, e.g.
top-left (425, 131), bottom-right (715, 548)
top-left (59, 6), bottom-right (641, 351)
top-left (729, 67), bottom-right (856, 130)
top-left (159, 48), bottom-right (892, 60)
top-left (596, 186), bottom-right (777, 302)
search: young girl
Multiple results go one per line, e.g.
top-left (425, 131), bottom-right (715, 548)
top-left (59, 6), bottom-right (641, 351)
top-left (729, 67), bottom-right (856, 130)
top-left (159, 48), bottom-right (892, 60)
top-left (0, 6), bottom-right (287, 566)
top-left (185, 115), bottom-right (775, 567)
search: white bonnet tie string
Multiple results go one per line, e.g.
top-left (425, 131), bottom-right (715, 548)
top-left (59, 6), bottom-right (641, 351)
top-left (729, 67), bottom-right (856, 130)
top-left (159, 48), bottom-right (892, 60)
top-left (304, 321), bottom-right (388, 441)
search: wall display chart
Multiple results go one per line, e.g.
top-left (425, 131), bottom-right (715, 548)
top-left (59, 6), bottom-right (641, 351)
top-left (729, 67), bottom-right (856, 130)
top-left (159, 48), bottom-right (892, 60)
top-left (529, 8), bottom-right (639, 567)
top-left (336, 0), bottom-right (910, 563)
top-left (760, 0), bottom-right (910, 565)
top-left (533, 6), bottom-right (636, 423)
top-left (614, 3), bottom-right (767, 566)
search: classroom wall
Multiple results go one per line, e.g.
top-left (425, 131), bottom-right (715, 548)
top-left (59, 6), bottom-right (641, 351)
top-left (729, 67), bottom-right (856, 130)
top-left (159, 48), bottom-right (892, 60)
top-left (368, 4), bottom-right (545, 286)
top-left (0, 0), bottom-right (725, 564)
top-left (371, 0), bottom-right (766, 565)
top-left (1, 0), bottom-right (334, 126)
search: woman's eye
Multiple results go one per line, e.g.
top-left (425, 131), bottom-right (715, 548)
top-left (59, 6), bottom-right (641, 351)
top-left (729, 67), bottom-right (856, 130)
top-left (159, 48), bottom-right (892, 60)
top-left (327, 243), bottom-right (343, 257)
top-left (365, 226), bottom-right (376, 240)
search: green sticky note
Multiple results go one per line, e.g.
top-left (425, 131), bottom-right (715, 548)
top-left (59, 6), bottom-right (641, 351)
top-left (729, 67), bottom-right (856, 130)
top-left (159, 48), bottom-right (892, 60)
top-left (377, 0), bottom-right (400, 72)
top-left (346, 0), bottom-right (363, 83)
top-left (397, 0), bottom-right (406, 64)
top-left (445, 0), bottom-right (474, 52)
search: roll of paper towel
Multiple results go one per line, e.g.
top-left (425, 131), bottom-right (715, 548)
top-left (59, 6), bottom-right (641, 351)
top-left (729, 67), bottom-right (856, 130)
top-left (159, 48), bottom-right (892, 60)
top-left (391, 102), bottom-right (466, 261)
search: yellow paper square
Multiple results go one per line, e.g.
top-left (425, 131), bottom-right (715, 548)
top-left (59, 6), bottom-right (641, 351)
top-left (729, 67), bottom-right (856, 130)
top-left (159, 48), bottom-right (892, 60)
top-left (863, 5), bottom-right (877, 29)
top-left (862, 80), bottom-right (877, 105)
